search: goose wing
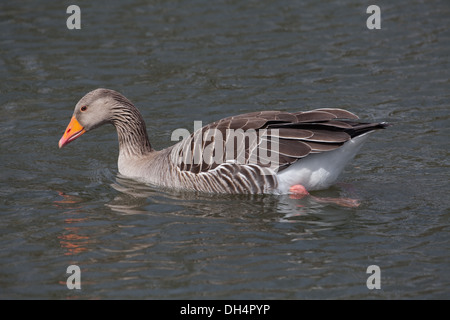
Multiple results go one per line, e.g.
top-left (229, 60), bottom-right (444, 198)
top-left (170, 108), bottom-right (382, 175)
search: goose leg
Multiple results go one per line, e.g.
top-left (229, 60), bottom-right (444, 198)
top-left (289, 184), bottom-right (360, 207)
top-left (289, 184), bottom-right (310, 199)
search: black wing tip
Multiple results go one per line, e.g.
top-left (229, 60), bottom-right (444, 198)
top-left (344, 121), bottom-right (391, 138)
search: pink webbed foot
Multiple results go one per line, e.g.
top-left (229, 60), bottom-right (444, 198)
top-left (289, 184), bottom-right (310, 199)
top-left (289, 184), bottom-right (360, 208)
top-left (314, 197), bottom-right (360, 208)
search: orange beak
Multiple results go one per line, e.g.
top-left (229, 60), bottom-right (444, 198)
top-left (58, 116), bottom-right (86, 148)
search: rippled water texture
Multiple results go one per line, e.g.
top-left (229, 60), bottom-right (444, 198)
top-left (1, 0), bottom-right (449, 299)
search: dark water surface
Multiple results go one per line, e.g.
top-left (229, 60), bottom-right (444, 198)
top-left (1, 0), bottom-right (449, 299)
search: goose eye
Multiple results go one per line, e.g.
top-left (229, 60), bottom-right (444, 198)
top-left (80, 106), bottom-right (88, 112)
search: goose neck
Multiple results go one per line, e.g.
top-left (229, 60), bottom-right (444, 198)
top-left (111, 104), bottom-right (153, 157)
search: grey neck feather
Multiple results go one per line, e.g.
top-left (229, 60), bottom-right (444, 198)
top-left (109, 98), bottom-right (153, 157)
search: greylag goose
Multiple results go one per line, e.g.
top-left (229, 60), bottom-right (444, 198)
top-left (59, 88), bottom-right (388, 194)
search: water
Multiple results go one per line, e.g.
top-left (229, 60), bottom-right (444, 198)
top-left (1, 0), bottom-right (449, 299)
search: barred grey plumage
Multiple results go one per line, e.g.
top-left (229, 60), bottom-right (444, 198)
top-left (59, 88), bottom-right (388, 194)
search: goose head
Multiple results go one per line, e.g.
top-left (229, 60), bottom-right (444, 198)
top-left (58, 88), bottom-right (129, 148)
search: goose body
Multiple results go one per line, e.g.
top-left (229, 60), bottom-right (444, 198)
top-left (59, 88), bottom-right (388, 194)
